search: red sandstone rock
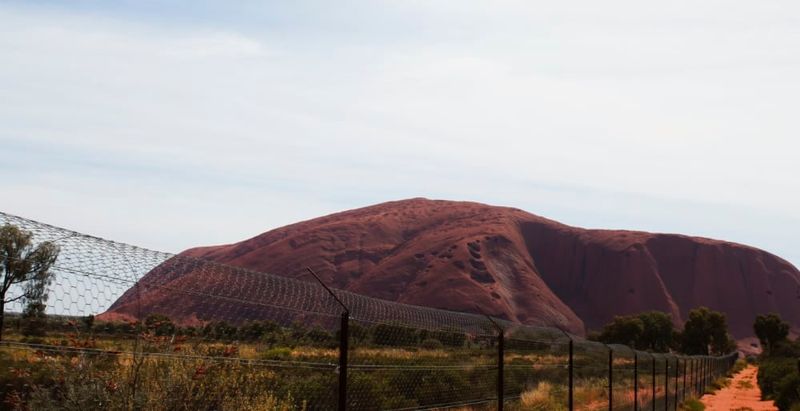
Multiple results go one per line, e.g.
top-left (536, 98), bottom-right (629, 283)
top-left (105, 198), bottom-right (800, 338)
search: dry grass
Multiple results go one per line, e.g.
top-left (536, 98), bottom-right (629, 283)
top-left (520, 381), bottom-right (563, 410)
top-left (354, 347), bottom-right (451, 359)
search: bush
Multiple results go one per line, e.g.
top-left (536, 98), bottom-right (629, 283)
top-left (758, 356), bottom-right (800, 410)
top-left (680, 397), bottom-right (706, 411)
top-left (421, 338), bottom-right (443, 350)
top-left (758, 357), bottom-right (797, 400)
top-left (774, 373), bottom-right (800, 411)
top-left (262, 347), bottom-right (292, 360)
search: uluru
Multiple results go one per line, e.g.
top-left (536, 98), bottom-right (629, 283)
top-left (105, 198), bottom-right (800, 339)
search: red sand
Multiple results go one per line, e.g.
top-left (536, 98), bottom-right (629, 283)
top-left (105, 198), bottom-right (800, 337)
top-left (701, 365), bottom-right (776, 411)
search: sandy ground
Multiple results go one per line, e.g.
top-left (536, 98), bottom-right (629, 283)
top-left (700, 365), bottom-right (777, 411)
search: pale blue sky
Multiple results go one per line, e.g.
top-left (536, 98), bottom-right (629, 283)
top-left (1, 1), bottom-right (798, 268)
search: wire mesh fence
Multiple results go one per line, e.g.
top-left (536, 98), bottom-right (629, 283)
top-left (0, 211), bottom-right (740, 410)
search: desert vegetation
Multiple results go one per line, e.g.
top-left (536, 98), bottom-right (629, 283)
top-left (590, 308), bottom-right (737, 356)
top-left (754, 313), bottom-right (800, 411)
top-left (0, 221), bottom-right (740, 410)
top-left (0, 311), bottom-right (738, 410)
top-left (0, 312), bottom-right (738, 410)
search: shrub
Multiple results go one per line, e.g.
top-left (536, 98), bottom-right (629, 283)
top-left (262, 347), bottom-right (292, 360)
top-left (774, 373), bottom-right (800, 411)
top-left (421, 338), bottom-right (443, 350)
top-left (519, 381), bottom-right (564, 410)
top-left (758, 357), bottom-right (797, 400)
top-left (680, 397), bottom-right (706, 411)
top-left (758, 355), bottom-right (800, 410)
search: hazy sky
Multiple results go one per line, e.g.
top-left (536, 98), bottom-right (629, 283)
top-left (1, 1), bottom-right (798, 268)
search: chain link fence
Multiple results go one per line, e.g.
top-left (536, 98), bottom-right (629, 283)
top-left (0, 211), bottom-right (739, 410)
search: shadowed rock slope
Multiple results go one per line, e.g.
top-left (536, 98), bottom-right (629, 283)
top-left (108, 198), bottom-right (800, 337)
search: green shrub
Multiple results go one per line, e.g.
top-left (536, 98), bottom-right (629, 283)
top-left (421, 338), bottom-right (443, 350)
top-left (262, 347), bottom-right (292, 360)
top-left (758, 357), bottom-right (797, 399)
top-left (774, 373), bottom-right (800, 411)
top-left (680, 397), bottom-right (705, 411)
top-left (758, 355), bottom-right (800, 410)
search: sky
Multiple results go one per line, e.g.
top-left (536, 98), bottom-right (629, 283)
top-left (1, 1), bottom-right (798, 268)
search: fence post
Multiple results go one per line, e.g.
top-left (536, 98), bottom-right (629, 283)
top-left (682, 358), bottom-right (687, 402)
top-left (634, 353), bottom-right (639, 411)
top-left (700, 357), bottom-right (704, 396)
top-left (652, 357), bottom-right (656, 411)
top-left (699, 358), bottom-right (703, 396)
top-left (608, 346), bottom-right (613, 411)
top-left (665, 358), bottom-right (669, 411)
top-left (498, 330), bottom-right (504, 411)
top-left (697, 357), bottom-right (705, 398)
top-left (703, 358), bottom-right (707, 393)
top-left (478, 309), bottom-right (505, 411)
top-left (674, 358), bottom-right (679, 411)
top-left (569, 339), bottom-right (574, 411)
top-left (554, 327), bottom-right (574, 411)
top-left (305, 267), bottom-right (350, 411)
top-left (700, 358), bottom-right (704, 394)
top-left (697, 358), bottom-right (706, 398)
top-left (339, 311), bottom-right (349, 411)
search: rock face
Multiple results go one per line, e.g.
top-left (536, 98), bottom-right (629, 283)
top-left (107, 198), bottom-right (800, 337)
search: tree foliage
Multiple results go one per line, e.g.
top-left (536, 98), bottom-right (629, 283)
top-left (680, 307), bottom-right (736, 355)
top-left (754, 313), bottom-right (790, 355)
top-left (596, 311), bottom-right (675, 351)
top-left (0, 224), bottom-right (59, 341)
top-left (595, 307), bottom-right (736, 355)
top-left (756, 313), bottom-right (800, 411)
top-left (596, 315), bottom-right (644, 348)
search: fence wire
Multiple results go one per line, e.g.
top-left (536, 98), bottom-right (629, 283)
top-left (0, 211), bottom-right (739, 411)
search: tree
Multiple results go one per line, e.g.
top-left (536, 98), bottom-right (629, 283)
top-left (637, 311), bottom-right (675, 352)
top-left (595, 311), bottom-right (676, 351)
top-left (754, 313), bottom-right (790, 356)
top-left (81, 314), bottom-right (95, 332)
top-left (0, 224), bottom-right (59, 341)
top-left (680, 307), bottom-right (736, 355)
top-left (21, 300), bottom-right (48, 337)
top-left (597, 315), bottom-right (645, 347)
top-left (144, 313), bottom-right (176, 336)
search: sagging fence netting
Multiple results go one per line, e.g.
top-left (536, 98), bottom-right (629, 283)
top-left (0, 211), bottom-right (739, 410)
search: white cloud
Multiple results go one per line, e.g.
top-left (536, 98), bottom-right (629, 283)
top-left (0, 2), bottom-right (798, 266)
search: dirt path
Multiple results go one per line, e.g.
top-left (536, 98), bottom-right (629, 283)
top-left (700, 365), bottom-right (776, 411)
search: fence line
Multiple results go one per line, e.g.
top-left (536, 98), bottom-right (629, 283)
top-left (0, 211), bottom-right (739, 410)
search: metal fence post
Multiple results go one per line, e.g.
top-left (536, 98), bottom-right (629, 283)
top-left (697, 357), bottom-right (705, 398)
top-left (478, 309), bottom-right (505, 411)
top-left (700, 358), bottom-right (704, 394)
top-left (702, 358), bottom-right (707, 393)
top-left (674, 357), bottom-right (681, 411)
top-left (634, 353), bottom-right (639, 411)
top-left (498, 328), bottom-right (505, 411)
top-left (339, 311), bottom-right (349, 411)
top-left (682, 358), bottom-right (687, 402)
top-left (652, 357), bottom-right (656, 411)
top-left (608, 346), bottom-right (613, 411)
top-left (665, 358), bottom-right (669, 411)
top-left (305, 267), bottom-right (350, 411)
top-left (699, 358), bottom-right (703, 396)
top-left (569, 339), bottom-right (574, 411)
top-left (697, 357), bottom-right (706, 398)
